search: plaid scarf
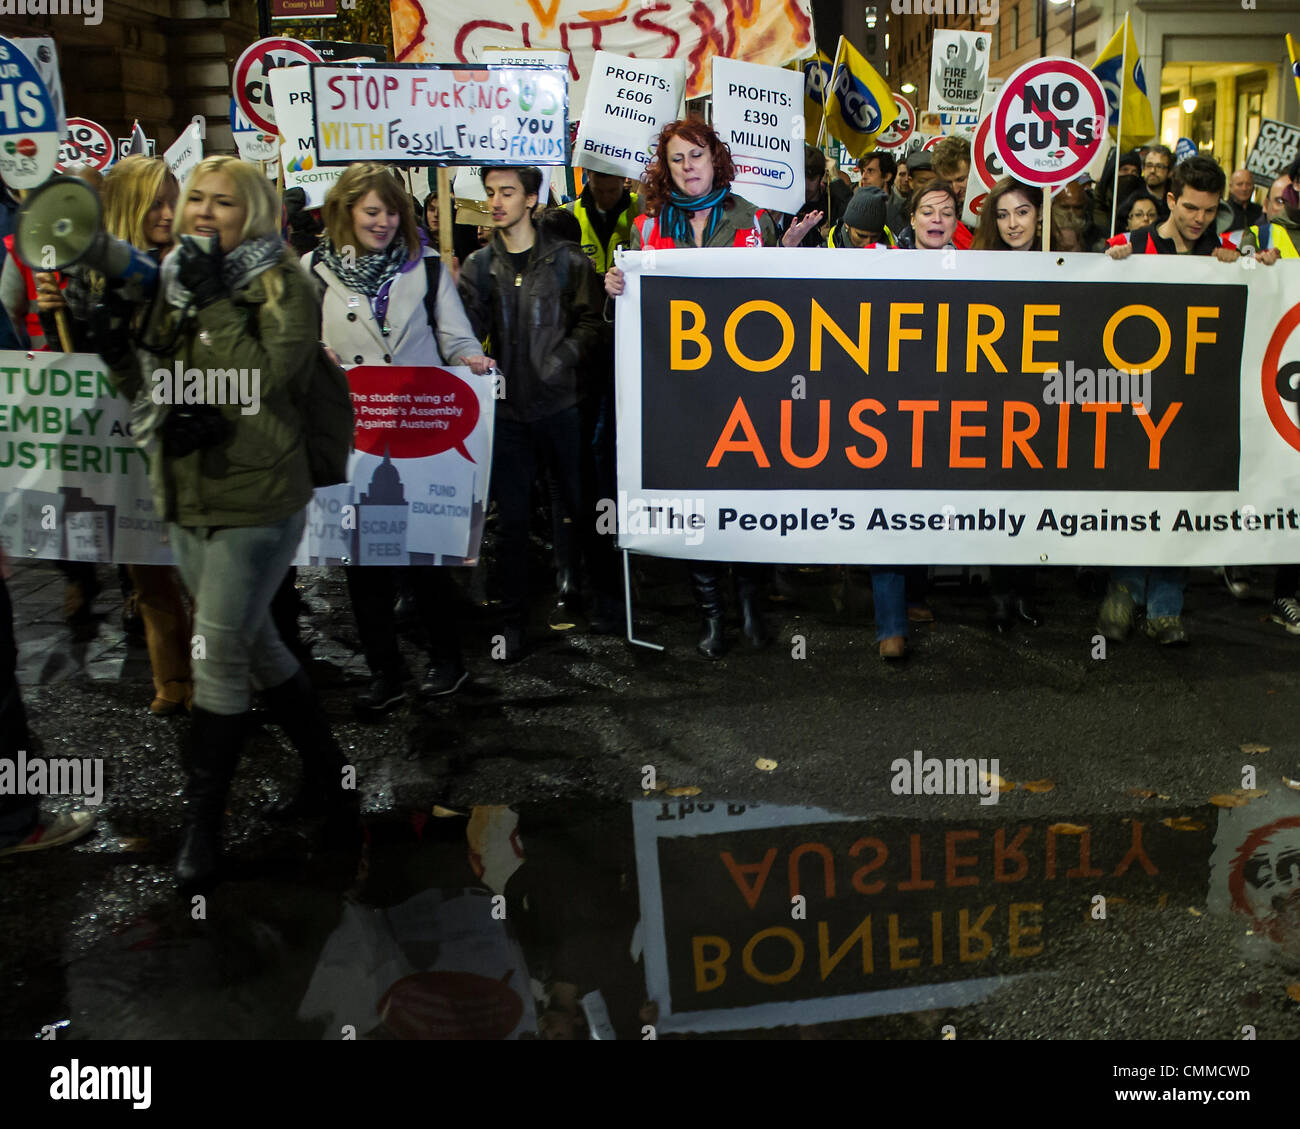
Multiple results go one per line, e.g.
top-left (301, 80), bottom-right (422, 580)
top-left (162, 232), bottom-right (287, 310)
top-left (316, 233), bottom-right (409, 297)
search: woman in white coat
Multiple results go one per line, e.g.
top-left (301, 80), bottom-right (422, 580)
top-left (306, 163), bottom-right (493, 717)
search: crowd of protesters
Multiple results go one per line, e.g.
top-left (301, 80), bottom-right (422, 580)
top-left (0, 116), bottom-right (1297, 881)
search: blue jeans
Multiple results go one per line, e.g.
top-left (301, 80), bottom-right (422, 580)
top-left (1112, 567), bottom-right (1187, 618)
top-left (871, 568), bottom-right (909, 642)
top-left (171, 511), bottom-right (305, 715)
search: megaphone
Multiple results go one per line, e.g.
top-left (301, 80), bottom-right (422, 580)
top-left (14, 175), bottom-right (158, 296)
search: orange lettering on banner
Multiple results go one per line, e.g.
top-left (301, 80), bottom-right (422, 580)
top-left (780, 401), bottom-right (831, 468)
top-left (670, 300), bottom-right (711, 369)
top-left (721, 847), bottom-right (777, 908)
top-left (1055, 402), bottom-right (1070, 468)
top-left (898, 400), bottom-right (939, 468)
top-left (845, 399), bottom-right (888, 469)
top-left (526, 0), bottom-right (564, 31)
top-left (945, 830), bottom-right (979, 887)
top-left (578, 0), bottom-right (629, 19)
top-left (966, 304), bottom-right (1007, 372)
top-left (935, 302), bottom-right (950, 372)
top-left (1185, 306), bottom-right (1219, 371)
top-left (706, 398), bottom-right (770, 467)
top-left (888, 302), bottom-right (924, 372)
top-left (1112, 820), bottom-right (1159, 878)
top-left (1102, 304), bottom-right (1171, 372)
top-left (1136, 402), bottom-right (1182, 469)
top-left (1003, 401), bottom-right (1043, 468)
top-left (897, 832), bottom-right (936, 891)
top-left (1081, 401), bottom-right (1121, 468)
top-left (950, 401), bottom-right (987, 468)
top-left (725, 299), bottom-right (794, 371)
top-left (994, 826), bottom-right (1031, 882)
top-left (742, 926), bottom-right (804, 983)
top-left (788, 841), bottom-right (836, 899)
top-left (810, 300), bottom-right (869, 372)
top-left (1021, 304), bottom-right (1060, 373)
top-left (849, 836), bottom-right (888, 893)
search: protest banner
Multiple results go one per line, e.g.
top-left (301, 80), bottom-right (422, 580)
top-left (162, 121), bottom-right (203, 185)
top-left (0, 354), bottom-right (495, 567)
top-left (267, 65), bottom-right (344, 207)
top-left (929, 30), bottom-right (990, 119)
top-left (992, 57), bottom-right (1107, 186)
top-left (1246, 118), bottom-right (1300, 191)
top-left (918, 109), bottom-right (979, 139)
top-left (233, 37), bottom-right (322, 135)
top-left (874, 92), bottom-right (915, 150)
top-left (310, 63), bottom-right (568, 166)
top-left (308, 40), bottom-right (388, 63)
top-left (391, 0), bottom-right (814, 105)
top-left (229, 97), bottom-right (279, 162)
top-left (962, 110), bottom-right (1006, 227)
top-left (12, 37), bottom-right (65, 140)
top-left (0, 36), bottom-right (60, 190)
top-left (634, 800), bottom-right (1211, 1033)
top-left (711, 57), bottom-right (802, 215)
top-left (612, 247), bottom-right (1300, 566)
top-left (573, 52), bottom-right (684, 180)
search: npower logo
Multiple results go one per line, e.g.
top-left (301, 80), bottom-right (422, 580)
top-left (1262, 301), bottom-right (1300, 452)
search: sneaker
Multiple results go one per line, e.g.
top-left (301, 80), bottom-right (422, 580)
top-left (1219, 566), bottom-right (1249, 599)
top-left (1097, 584), bottom-right (1136, 642)
top-left (0, 810), bottom-right (97, 857)
top-left (355, 671), bottom-right (406, 717)
top-left (421, 662), bottom-right (468, 696)
top-left (1143, 615), bottom-right (1189, 646)
top-left (879, 635), bottom-right (907, 661)
top-left (1271, 597), bottom-right (1300, 634)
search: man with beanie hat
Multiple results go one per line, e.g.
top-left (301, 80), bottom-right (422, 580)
top-left (828, 187), bottom-right (895, 248)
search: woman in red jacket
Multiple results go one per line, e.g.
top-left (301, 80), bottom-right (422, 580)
top-left (605, 118), bottom-right (776, 658)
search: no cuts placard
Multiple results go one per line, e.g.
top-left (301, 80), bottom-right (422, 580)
top-left (233, 37), bottom-right (322, 135)
top-left (992, 57), bottom-right (1106, 186)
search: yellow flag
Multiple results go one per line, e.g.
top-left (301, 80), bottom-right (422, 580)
top-left (1091, 15), bottom-right (1155, 154)
top-left (796, 50), bottom-right (833, 144)
top-left (823, 37), bottom-right (898, 159)
top-left (1288, 34), bottom-right (1300, 107)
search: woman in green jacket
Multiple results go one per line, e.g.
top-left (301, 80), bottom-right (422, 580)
top-left (106, 156), bottom-right (355, 891)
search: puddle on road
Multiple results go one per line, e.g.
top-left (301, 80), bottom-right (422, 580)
top-left (11, 791), bottom-right (1300, 1040)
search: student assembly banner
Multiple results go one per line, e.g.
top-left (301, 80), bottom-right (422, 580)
top-left (0, 354), bottom-right (494, 567)
top-left (614, 249), bottom-right (1300, 566)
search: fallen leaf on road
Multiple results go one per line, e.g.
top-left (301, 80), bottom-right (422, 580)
top-left (1049, 822), bottom-right (1089, 834)
top-left (666, 786), bottom-right (702, 797)
top-left (431, 805), bottom-right (463, 818)
top-left (1240, 743), bottom-right (1270, 753)
top-left (1162, 816), bottom-right (1206, 831)
top-left (117, 837), bottom-right (150, 852)
top-left (1231, 788), bottom-right (1268, 799)
top-left (1022, 779), bottom-right (1054, 793)
top-left (1209, 794), bottom-right (1250, 808)
top-left (1188, 907), bottom-right (1203, 917)
top-left (1128, 788), bottom-right (1158, 798)
top-left (981, 772), bottom-right (1015, 792)
top-left (1286, 984), bottom-right (1300, 1004)
top-left (755, 758), bottom-right (778, 772)
top-left (1284, 777), bottom-right (1300, 792)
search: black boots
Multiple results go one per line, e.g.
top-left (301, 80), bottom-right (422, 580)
top-left (175, 707), bottom-right (244, 891)
top-left (260, 666), bottom-right (358, 832)
top-left (736, 572), bottom-right (771, 649)
top-left (690, 567), bottom-right (727, 659)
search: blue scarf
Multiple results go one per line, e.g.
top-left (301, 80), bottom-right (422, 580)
top-left (659, 186), bottom-right (730, 247)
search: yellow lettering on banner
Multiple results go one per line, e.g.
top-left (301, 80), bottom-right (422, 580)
top-left (810, 300), bottom-right (869, 372)
top-left (670, 301), bottom-right (711, 370)
top-left (725, 300), bottom-right (794, 372)
top-left (818, 916), bottom-right (873, 979)
top-left (1185, 306), bottom-right (1219, 372)
top-left (1021, 304), bottom-right (1060, 373)
top-left (1009, 902), bottom-right (1044, 957)
top-left (935, 302), bottom-right (949, 372)
top-left (888, 913), bottom-right (921, 969)
top-left (888, 303), bottom-right (924, 372)
top-left (966, 305), bottom-right (1007, 372)
top-left (692, 935), bottom-right (730, 992)
top-left (958, 905), bottom-right (995, 962)
top-left (742, 926), bottom-right (804, 984)
top-left (931, 909), bottom-right (943, 966)
top-left (1102, 304), bottom-right (1171, 372)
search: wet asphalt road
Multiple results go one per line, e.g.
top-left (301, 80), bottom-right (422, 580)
top-left (3, 555), bottom-right (1300, 1040)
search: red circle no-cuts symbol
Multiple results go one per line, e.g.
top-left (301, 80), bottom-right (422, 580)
top-left (875, 93), bottom-right (915, 149)
top-left (992, 57), bottom-right (1106, 186)
top-left (233, 37), bottom-right (321, 135)
top-left (1261, 301), bottom-right (1300, 453)
top-left (58, 118), bottom-right (114, 171)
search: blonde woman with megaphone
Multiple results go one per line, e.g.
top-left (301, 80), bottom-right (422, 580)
top-left (35, 156), bottom-right (196, 717)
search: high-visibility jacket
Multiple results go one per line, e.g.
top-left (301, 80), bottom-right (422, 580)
top-left (568, 193), bottom-right (637, 274)
top-left (1246, 221), bottom-right (1298, 258)
top-left (632, 196), bottom-right (774, 250)
top-left (827, 223), bottom-right (896, 248)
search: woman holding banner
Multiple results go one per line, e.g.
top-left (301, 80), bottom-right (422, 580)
top-left (36, 156), bottom-right (197, 716)
top-left (102, 155), bottom-right (356, 891)
top-left (970, 177), bottom-right (1049, 633)
top-left (605, 117), bottom-right (778, 658)
top-left (308, 163), bottom-right (492, 715)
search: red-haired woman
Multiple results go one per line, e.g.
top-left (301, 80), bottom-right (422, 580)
top-left (606, 118), bottom-right (777, 658)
